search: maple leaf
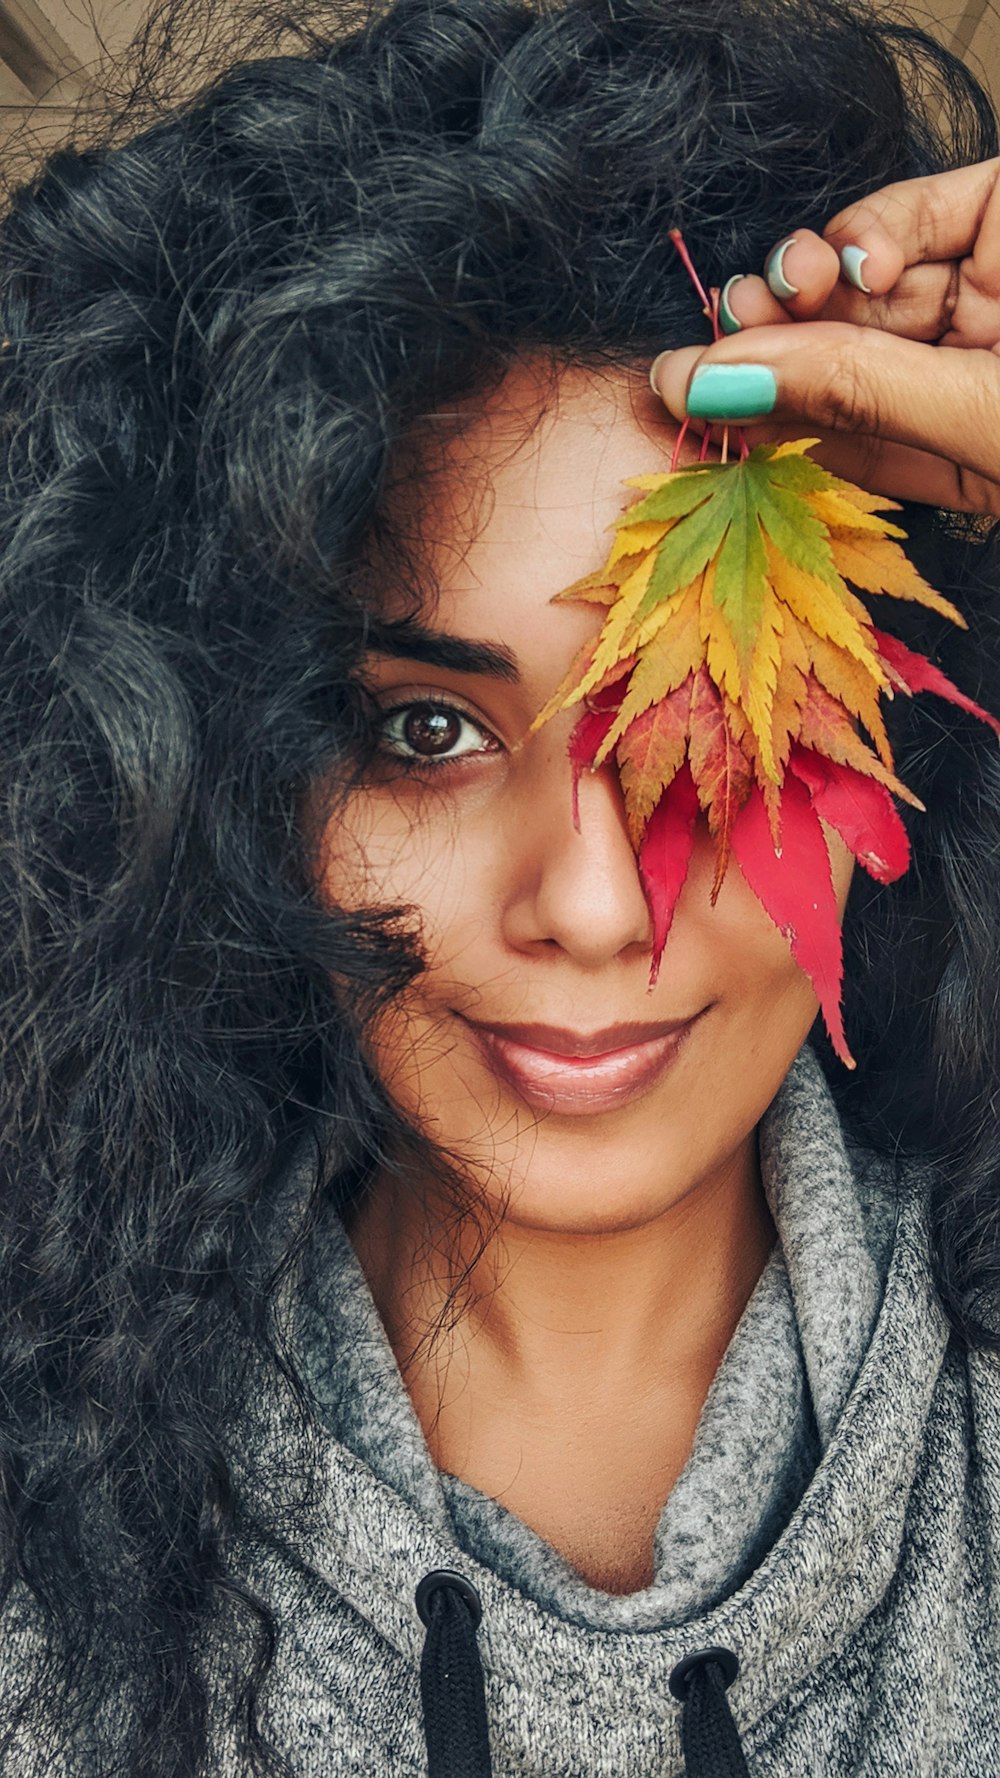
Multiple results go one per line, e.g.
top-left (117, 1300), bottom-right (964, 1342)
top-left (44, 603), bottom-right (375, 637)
top-left (799, 627), bottom-right (892, 766)
top-left (730, 772), bottom-right (850, 1067)
top-left (616, 677), bottom-right (692, 847)
top-left (787, 746), bottom-right (910, 883)
top-left (536, 439), bottom-right (1000, 1068)
top-left (533, 552), bottom-right (657, 726)
top-left (795, 676), bottom-right (922, 808)
top-left (638, 761), bottom-right (700, 981)
top-left (872, 628), bottom-right (1000, 737)
top-left (828, 532), bottom-right (966, 626)
top-left (568, 696), bottom-right (622, 830)
top-left (687, 667), bottom-right (753, 892)
top-left (594, 581), bottom-right (703, 759)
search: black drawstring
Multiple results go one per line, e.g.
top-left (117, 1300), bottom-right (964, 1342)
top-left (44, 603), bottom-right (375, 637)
top-left (416, 1571), bottom-right (748, 1778)
top-left (417, 1569), bottom-right (493, 1777)
top-left (669, 1647), bottom-right (750, 1778)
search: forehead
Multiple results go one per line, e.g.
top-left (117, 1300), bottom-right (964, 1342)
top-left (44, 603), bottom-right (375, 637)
top-left (397, 359), bottom-right (685, 642)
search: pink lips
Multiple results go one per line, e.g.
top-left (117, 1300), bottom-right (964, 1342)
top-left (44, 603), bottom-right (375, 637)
top-left (462, 1014), bottom-right (703, 1116)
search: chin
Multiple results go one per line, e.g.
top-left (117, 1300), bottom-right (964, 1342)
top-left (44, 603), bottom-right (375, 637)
top-left (498, 1170), bottom-right (685, 1237)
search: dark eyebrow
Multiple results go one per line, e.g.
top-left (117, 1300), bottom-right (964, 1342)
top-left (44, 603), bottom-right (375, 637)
top-left (364, 618), bottom-right (519, 682)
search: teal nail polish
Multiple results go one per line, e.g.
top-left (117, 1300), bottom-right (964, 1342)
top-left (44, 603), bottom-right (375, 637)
top-left (687, 363), bottom-right (777, 420)
top-left (765, 236), bottom-right (799, 301)
top-left (840, 245), bottom-right (871, 293)
top-left (719, 275), bottom-right (746, 335)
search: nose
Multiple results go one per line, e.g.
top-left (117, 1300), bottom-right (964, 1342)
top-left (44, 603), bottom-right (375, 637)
top-left (501, 746), bottom-right (653, 968)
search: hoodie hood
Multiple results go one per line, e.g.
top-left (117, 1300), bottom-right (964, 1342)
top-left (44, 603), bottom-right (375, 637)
top-left (217, 1045), bottom-right (996, 1770)
top-left (299, 1042), bottom-right (899, 1634)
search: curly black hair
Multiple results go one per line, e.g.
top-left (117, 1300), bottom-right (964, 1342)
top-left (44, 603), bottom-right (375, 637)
top-left (0, 0), bottom-right (996, 1770)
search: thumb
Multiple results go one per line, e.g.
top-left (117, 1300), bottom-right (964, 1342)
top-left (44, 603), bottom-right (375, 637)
top-left (651, 323), bottom-right (1000, 487)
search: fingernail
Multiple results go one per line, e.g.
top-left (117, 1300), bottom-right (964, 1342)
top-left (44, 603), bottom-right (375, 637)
top-left (765, 237), bottom-right (799, 301)
top-left (719, 275), bottom-right (746, 335)
top-left (649, 349), bottom-right (673, 395)
top-left (840, 245), bottom-right (871, 293)
top-left (688, 363), bottom-right (777, 420)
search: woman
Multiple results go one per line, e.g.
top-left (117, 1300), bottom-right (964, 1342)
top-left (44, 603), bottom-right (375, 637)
top-left (0, 0), bottom-right (997, 1773)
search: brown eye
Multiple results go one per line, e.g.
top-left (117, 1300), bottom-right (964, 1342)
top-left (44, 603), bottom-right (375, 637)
top-left (378, 699), bottom-right (499, 763)
top-left (403, 704), bottom-right (463, 755)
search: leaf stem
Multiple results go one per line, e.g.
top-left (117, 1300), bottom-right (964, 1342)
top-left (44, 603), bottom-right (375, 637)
top-left (668, 230), bottom-right (751, 462)
top-left (668, 228), bottom-right (713, 320)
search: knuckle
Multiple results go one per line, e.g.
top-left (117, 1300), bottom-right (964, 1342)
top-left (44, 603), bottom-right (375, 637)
top-left (883, 264), bottom-right (962, 345)
top-left (948, 265), bottom-right (1000, 349)
top-left (954, 466), bottom-right (1000, 519)
top-left (938, 260), bottom-right (962, 337)
top-left (814, 346), bottom-right (879, 433)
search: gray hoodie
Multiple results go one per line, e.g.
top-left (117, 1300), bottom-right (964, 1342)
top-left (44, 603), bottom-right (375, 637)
top-left (4, 1042), bottom-right (999, 1773)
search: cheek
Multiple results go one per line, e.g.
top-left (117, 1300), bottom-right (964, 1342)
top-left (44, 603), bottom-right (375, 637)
top-left (316, 785), bottom-right (434, 905)
top-left (313, 774), bottom-right (857, 1103)
top-left (311, 789), bottom-right (477, 1106)
top-left (315, 784), bottom-right (856, 982)
top-left (674, 817), bottom-right (855, 1026)
top-left (313, 782), bottom-right (489, 967)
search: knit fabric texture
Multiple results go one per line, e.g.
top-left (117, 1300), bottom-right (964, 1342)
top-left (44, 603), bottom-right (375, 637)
top-left (298, 1040), bottom-right (897, 1631)
top-left (1, 1041), bottom-right (998, 1774)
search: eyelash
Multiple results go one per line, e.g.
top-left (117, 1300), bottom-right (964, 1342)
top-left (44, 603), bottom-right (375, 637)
top-left (375, 695), bottom-right (503, 767)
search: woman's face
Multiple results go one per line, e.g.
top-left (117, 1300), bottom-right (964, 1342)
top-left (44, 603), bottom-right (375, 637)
top-left (313, 360), bottom-right (854, 1234)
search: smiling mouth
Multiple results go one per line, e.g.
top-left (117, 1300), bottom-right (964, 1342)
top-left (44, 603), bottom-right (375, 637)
top-left (458, 1012), bottom-right (705, 1116)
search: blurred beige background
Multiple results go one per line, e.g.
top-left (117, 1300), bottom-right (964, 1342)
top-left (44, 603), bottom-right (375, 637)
top-left (0, 0), bottom-right (997, 154)
top-left (0, 1), bottom-right (149, 146)
top-left (946, 0), bottom-right (1000, 79)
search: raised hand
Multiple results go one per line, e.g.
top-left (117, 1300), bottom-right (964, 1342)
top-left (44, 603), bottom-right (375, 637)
top-left (650, 158), bottom-right (1000, 514)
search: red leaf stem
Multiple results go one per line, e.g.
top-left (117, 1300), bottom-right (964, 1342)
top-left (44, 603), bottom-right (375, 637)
top-left (668, 228), bottom-right (713, 318)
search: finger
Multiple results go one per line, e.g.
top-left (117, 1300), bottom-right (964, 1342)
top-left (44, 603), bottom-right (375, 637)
top-left (836, 262), bottom-right (959, 342)
top-left (670, 400), bottom-right (995, 513)
top-left (943, 170), bottom-right (1000, 346)
top-left (962, 161), bottom-right (1000, 295)
top-left (823, 157), bottom-right (1000, 292)
top-left (649, 327), bottom-right (1000, 510)
top-left (781, 430), bottom-right (993, 514)
top-left (759, 231), bottom-right (840, 317)
top-left (718, 274), bottom-right (787, 332)
top-left (651, 347), bottom-right (985, 507)
top-left (730, 262), bottom-right (959, 343)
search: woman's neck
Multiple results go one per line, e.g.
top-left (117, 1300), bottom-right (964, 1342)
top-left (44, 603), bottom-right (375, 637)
top-left (344, 1132), bottom-right (775, 1591)
top-left (359, 1130), bottom-right (772, 1408)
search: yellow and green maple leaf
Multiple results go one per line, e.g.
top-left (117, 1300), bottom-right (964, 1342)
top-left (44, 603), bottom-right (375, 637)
top-left (532, 437), bottom-right (963, 865)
